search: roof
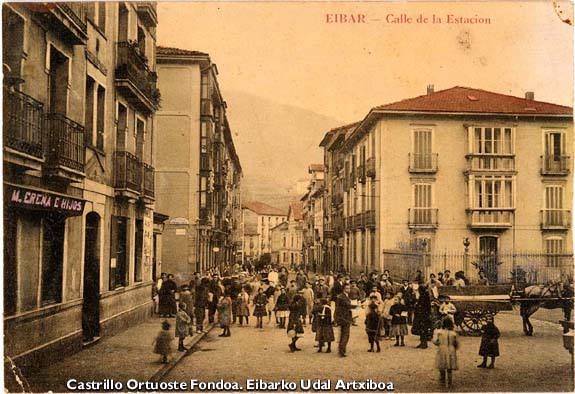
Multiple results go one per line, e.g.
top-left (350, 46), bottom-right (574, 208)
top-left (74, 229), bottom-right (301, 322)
top-left (270, 221), bottom-right (289, 231)
top-left (242, 201), bottom-right (286, 216)
top-left (308, 164), bottom-right (324, 173)
top-left (374, 86), bottom-right (572, 115)
top-left (156, 46), bottom-right (208, 57)
top-left (288, 202), bottom-right (304, 222)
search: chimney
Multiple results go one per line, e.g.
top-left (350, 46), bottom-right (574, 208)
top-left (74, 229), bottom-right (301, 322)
top-left (427, 84), bottom-right (434, 95)
top-left (525, 91), bottom-right (534, 100)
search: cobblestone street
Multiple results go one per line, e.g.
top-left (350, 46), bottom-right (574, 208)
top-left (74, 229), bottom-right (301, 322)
top-left (164, 309), bottom-right (573, 392)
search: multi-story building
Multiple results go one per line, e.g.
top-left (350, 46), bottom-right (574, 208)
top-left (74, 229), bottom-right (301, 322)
top-left (3, 2), bottom-right (160, 368)
top-left (300, 165), bottom-right (325, 272)
top-left (155, 46), bottom-right (242, 281)
top-left (323, 86), bottom-right (572, 280)
top-left (320, 123), bottom-right (360, 273)
top-left (271, 202), bottom-right (304, 268)
top-left (242, 201), bottom-right (287, 258)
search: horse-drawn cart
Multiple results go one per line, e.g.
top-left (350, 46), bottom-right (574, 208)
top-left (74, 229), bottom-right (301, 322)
top-left (438, 285), bottom-right (514, 335)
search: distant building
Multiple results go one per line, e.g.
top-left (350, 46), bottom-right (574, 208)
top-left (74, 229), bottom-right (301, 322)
top-left (300, 165), bottom-right (325, 272)
top-left (155, 46), bottom-right (242, 281)
top-left (242, 201), bottom-right (287, 258)
top-left (271, 202), bottom-right (304, 268)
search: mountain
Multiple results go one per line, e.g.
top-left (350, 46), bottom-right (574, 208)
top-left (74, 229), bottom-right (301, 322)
top-left (224, 90), bottom-right (343, 210)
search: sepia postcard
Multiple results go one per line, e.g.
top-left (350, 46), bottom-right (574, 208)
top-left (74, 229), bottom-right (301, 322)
top-left (2, 0), bottom-right (574, 392)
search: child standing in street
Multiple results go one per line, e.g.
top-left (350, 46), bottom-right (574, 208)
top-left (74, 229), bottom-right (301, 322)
top-left (153, 320), bottom-right (174, 364)
top-left (432, 318), bottom-right (459, 388)
top-left (365, 296), bottom-right (381, 352)
top-left (478, 314), bottom-right (500, 369)
top-left (175, 303), bottom-right (192, 351)
top-left (315, 298), bottom-right (335, 353)
top-left (390, 295), bottom-right (408, 346)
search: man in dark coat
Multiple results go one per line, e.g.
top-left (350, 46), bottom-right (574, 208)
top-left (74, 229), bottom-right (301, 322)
top-left (313, 278), bottom-right (329, 301)
top-left (412, 285), bottom-right (433, 348)
top-left (194, 278), bottom-right (209, 333)
top-left (159, 274), bottom-right (178, 317)
top-left (335, 284), bottom-right (354, 357)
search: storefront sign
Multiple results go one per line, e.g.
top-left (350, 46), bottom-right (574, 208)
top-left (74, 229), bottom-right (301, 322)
top-left (5, 184), bottom-right (85, 216)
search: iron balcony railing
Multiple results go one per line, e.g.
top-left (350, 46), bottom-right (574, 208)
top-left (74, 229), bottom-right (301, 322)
top-left (45, 113), bottom-right (85, 172)
top-left (3, 88), bottom-right (45, 159)
top-left (467, 154), bottom-right (515, 172)
top-left (115, 42), bottom-right (159, 107)
top-left (541, 155), bottom-right (570, 175)
top-left (408, 208), bottom-right (439, 228)
top-left (541, 209), bottom-right (571, 229)
top-left (409, 153), bottom-right (438, 173)
top-left (200, 98), bottom-right (213, 116)
top-left (142, 162), bottom-right (155, 198)
top-left (115, 151), bottom-right (141, 192)
top-left (365, 210), bottom-right (376, 227)
top-left (58, 2), bottom-right (87, 32)
top-left (357, 164), bottom-right (366, 183)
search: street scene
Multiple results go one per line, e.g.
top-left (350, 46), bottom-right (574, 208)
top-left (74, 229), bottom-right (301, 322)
top-left (2, 1), bottom-right (574, 393)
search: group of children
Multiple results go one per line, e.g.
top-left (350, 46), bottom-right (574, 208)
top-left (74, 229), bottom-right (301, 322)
top-left (362, 288), bottom-right (501, 389)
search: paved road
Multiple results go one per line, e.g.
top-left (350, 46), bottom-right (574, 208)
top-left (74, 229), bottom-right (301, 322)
top-left (164, 308), bottom-right (573, 392)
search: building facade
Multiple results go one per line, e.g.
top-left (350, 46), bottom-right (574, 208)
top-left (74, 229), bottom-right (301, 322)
top-left (3, 2), bottom-right (160, 368)
top-left (323, 86), bottom-right (573, 280)
top-left (271, 202), bottom-right (304, 268)
top-left (242, 201), bottom-right (287, 259)
top-left (155, 46), bottom-right (242, 282)
top-left (300, 165), bottom-right (326, 272)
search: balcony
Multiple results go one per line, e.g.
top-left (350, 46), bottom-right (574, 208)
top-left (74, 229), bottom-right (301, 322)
top-left (199, 207), bottom-right (211, 226)
top-left (365, 210), bottom-right (376, 228)
top-left (115, 42), bottom-right (160, 114)
top-left (366, 157), bottom-right (376, 178)
top-left (409, 153), bottom-right (438, 173)
top-left (357, 164), bottom-right (366, 183)
top-left (467, 208), bottom-right (514, 229)
top-left (408, 208), bottom-right (438, 229)
top-left (201, 99), bottom-right (213, 117)
top-left (29, 3), bottom-right (87, 44)
top-left (541, 209), bottom-right (571, 230)
top-left (200, 153), bottom-right (211, 174)
top-left (3, 88), bottom-right (45, 169)
top-left (344, 216), bottom-right (352, 230)
top-left (44, 113), bottom-right (85, 181)
top-left (541, 155), bottom-right (570, 175)
top-left (354, 212), bottom-right (365, 229)
top-left (331, 194), bottom-right (343, 206)
top-left (114, 151), bottom-right (141, 198)
top-left (136, 2), bottom-right (158, 27)
top-left (142, 162), bottom-right (155, 201)
top-left (334, 159), bottom-right (344, 173)
top-left (466, 154), bottom-right (515, 173)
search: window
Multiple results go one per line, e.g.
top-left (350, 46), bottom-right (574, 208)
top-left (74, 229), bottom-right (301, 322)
top-left (545, 238), bottom-right (563, 268)
top-left (3, 7), bottom-right (25, 84)
top-left (87, 3), bottom-right (106, 32)
top-left (41, 214), bottom-right (65, 305)
top-left (110, 216), bottom-right (128, 289)
top-left (48, 45), bottom-right (70, 114)
top-left (543, 185), bottom-right (565, 226)
top-left (412, 129), bottom-right (434, 170)
top-left (542, 130), bottom-right (567, 173)
top-left (411, 183), bottom-right (435, 224)
top-left (134, 219), bottom-right (143, 282)
top-left (96, 86), bottom-right (105, 149)
top-left (85, 78), bottom-right (105, 149)
top-left (472, 127), bottom-right (513, 154)
top-left (474, 176), bottom-right (513, 208)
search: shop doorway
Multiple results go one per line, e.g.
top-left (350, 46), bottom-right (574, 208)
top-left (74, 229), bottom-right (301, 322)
top-left (82, 212), bottom-right (101, 342)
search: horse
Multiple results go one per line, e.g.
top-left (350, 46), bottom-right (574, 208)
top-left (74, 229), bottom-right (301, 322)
top-left (518, 282), bottom-right (573, 336)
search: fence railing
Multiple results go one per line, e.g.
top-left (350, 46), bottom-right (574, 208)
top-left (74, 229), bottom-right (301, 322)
top-left (541, 154), bottom-right (570, 175)
top-left (114, 151), bottom-right (141, 192)
top-left (409, 153), bottom-right (438, 173)
top-left (467, 208), bottom-right (513, 228)
top-left (382, 249), bottom-right (573, 287)
top-left (541, 209), bottom-right (571, 229)
top-left (408, 207), bottom-right (438, 228)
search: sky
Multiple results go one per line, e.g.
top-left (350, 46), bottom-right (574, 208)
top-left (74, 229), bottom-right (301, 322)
top-left (157, 1), bottom-right (573, 124)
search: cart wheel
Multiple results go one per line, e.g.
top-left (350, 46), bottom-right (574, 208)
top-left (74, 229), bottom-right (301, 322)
top-left (461, 310), bottom-right (487, 336)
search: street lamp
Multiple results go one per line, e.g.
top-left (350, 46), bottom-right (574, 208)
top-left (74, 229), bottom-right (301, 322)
top-left (463, 237), bottom-right (471, 273)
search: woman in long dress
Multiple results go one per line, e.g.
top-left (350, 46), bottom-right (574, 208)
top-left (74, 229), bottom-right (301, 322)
top-left (412, 285), bottom-right (433, 349)
top-left (217, 292), bottom-right (233, 337)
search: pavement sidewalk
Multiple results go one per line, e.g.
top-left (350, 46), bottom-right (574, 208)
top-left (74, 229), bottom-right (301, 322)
top-left (16, 316), bottom-right (214, 393)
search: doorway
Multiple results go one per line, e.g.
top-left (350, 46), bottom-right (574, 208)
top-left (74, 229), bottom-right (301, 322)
top-left (479, 236), bottom-right (499, 284)
top-left (82, 212), bottom-right (101, 342)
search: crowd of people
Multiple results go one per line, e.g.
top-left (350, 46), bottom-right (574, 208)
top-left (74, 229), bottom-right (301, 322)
top-left (152, 267), bottom-right (501, 388)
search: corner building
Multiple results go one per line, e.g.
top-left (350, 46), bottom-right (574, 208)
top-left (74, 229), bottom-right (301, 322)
top-left (3, 2), bottom-right (160, 368)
